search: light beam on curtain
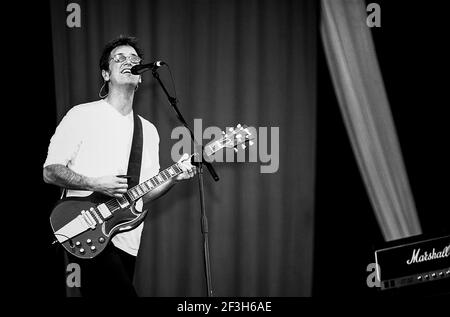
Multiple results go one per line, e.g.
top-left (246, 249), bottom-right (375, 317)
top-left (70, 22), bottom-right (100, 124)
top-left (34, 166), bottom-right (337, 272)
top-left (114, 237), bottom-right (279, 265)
top-left (320, 0), bottom-right (421, 241)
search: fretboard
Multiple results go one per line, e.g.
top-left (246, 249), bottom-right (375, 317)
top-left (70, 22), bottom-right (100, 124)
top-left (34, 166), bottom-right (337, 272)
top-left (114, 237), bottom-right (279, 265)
top-left (97, 125), bottom-right (248, 214)
top-left (126, 163), bottom-right (184, 202)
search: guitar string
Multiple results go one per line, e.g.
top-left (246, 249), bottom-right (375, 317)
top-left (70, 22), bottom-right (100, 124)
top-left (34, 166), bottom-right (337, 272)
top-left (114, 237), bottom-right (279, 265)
top-left (101, 170), bottom-right (178, 212)
top-left (99, 154), bottom-right (200, 212)
top-left (126, 164), bottom-right (183, 196)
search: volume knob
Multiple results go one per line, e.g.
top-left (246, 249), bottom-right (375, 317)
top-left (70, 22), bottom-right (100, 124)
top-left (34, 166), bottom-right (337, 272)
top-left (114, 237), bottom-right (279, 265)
top-left (86, 239), bottom-right (92, 245)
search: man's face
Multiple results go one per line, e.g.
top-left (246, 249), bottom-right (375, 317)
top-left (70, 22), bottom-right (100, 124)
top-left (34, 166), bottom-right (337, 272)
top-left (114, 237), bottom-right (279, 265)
top-left (104, 45), bottom-right (141, 89)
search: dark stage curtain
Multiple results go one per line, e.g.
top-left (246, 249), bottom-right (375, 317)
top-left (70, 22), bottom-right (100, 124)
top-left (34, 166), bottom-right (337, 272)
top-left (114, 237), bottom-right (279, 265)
top-left (49, 0), bottom-right (316, 296)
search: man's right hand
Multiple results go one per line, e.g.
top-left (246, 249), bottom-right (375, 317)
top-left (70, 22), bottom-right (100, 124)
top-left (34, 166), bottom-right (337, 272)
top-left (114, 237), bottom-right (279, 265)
top-left (90, 175), bottom-right (129, 198)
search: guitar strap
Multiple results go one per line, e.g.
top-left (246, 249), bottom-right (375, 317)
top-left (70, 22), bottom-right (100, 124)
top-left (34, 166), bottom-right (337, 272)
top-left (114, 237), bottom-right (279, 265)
top-left (126, 112), bottom-right (143, 189)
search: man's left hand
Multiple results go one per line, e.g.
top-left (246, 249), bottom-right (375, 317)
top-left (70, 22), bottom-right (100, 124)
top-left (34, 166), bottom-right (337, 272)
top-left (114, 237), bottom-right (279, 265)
top-left (175, 153), bottom-right (197, 181)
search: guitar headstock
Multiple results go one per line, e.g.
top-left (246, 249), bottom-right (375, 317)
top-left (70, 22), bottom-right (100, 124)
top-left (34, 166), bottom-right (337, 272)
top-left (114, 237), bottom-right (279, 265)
top-left (205, 124), bottom-right (254, 157)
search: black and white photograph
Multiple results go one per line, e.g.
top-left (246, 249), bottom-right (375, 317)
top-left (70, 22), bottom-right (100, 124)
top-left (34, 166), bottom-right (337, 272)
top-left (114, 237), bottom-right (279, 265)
top-left (10, 0), bottom-right (449, 304)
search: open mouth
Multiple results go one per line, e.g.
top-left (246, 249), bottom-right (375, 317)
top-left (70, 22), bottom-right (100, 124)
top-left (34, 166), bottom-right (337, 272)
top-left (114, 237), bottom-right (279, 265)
top-left (121, 69), bottom-right (132, 74)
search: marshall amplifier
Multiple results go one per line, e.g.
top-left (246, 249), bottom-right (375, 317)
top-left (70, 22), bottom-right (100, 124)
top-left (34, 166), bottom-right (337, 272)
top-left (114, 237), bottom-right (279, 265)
top-left (374, 234), bottom-right (449, 291)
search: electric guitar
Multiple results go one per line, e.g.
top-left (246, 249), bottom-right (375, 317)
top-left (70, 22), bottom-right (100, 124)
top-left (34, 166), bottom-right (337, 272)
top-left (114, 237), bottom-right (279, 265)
top-left (50, 124), bottom-right (253, 259)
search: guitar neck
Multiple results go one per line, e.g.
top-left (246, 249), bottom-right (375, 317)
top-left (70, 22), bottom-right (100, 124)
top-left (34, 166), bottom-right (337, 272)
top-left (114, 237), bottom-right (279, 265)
top-left (126, 162), bottom-right (185, 202)
top-left (96, 124), bottom-right (250, 213)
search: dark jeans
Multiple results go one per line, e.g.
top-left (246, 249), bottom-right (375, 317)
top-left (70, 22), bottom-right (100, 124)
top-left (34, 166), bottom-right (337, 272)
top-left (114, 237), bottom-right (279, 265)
top-left (65, 243), bottom-right (137, 297)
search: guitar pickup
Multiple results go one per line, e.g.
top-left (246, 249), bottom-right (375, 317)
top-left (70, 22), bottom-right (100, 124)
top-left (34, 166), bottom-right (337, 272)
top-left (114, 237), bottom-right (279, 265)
top-left (116, 195), bottom-right (130, 209)
top-left (97, 203), bottom-right (113, 218)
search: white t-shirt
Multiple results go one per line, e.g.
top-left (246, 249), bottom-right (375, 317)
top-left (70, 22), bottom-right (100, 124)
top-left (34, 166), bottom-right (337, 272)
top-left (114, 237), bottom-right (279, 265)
top-left (44, 99), bottom-right (160, 256)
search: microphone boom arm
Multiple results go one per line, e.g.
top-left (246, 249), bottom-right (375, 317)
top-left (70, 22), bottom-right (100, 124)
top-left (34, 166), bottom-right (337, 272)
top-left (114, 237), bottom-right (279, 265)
top-left (151, 70), bottom-right (219, 181)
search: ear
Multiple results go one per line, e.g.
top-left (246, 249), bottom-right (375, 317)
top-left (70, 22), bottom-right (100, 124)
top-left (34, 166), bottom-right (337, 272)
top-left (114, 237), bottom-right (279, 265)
top-left (138, 76), bottom-right (142, 84)
top-left (101, 69), bottom-right (110, 82)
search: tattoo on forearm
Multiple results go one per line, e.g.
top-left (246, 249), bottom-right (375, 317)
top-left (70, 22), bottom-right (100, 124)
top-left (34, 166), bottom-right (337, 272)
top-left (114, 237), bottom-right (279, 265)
top-left (44, 164), bottom-right (91, 190)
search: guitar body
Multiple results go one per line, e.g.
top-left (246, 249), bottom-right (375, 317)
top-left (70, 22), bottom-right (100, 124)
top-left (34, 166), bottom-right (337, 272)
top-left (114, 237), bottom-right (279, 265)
top-left (50, 192), bottom-right (147, 259)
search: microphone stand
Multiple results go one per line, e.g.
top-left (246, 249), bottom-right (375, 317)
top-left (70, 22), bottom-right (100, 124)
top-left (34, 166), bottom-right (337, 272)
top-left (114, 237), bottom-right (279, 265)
top-left (151, 69), bottom-right (218, 297)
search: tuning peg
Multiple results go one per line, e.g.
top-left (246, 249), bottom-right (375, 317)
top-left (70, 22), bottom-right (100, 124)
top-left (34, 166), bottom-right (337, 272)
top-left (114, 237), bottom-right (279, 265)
top-left (234, 148), bottom-right (238, 153)
top-left (237, 123), bottom-right (241, 128)
top-left (249, 141), bottom-right (254, 146)
top-left (222, 131), bottom-right (226, 135)
top-left (229, 127), bottom-right (234, 132)
top-left (241, 144), bottom-right (246, 149)
top-left (237, 134), bottom-right (242, 139)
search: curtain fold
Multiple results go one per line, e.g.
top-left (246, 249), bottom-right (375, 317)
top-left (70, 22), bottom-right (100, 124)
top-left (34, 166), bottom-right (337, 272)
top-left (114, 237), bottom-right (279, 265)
top-left (320, 0), bottom-right (421, 241)
top-left (49, 0), bottom-right (317, 296)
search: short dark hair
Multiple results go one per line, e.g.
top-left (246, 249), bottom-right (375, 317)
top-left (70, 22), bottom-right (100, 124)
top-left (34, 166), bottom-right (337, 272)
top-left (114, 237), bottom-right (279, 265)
top-left (99, 35), bottom-right (143, 72)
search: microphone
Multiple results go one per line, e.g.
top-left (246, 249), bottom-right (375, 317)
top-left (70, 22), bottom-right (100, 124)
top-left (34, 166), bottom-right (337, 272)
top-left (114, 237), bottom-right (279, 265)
top-left (130, 61), bottom-right (166, 75)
